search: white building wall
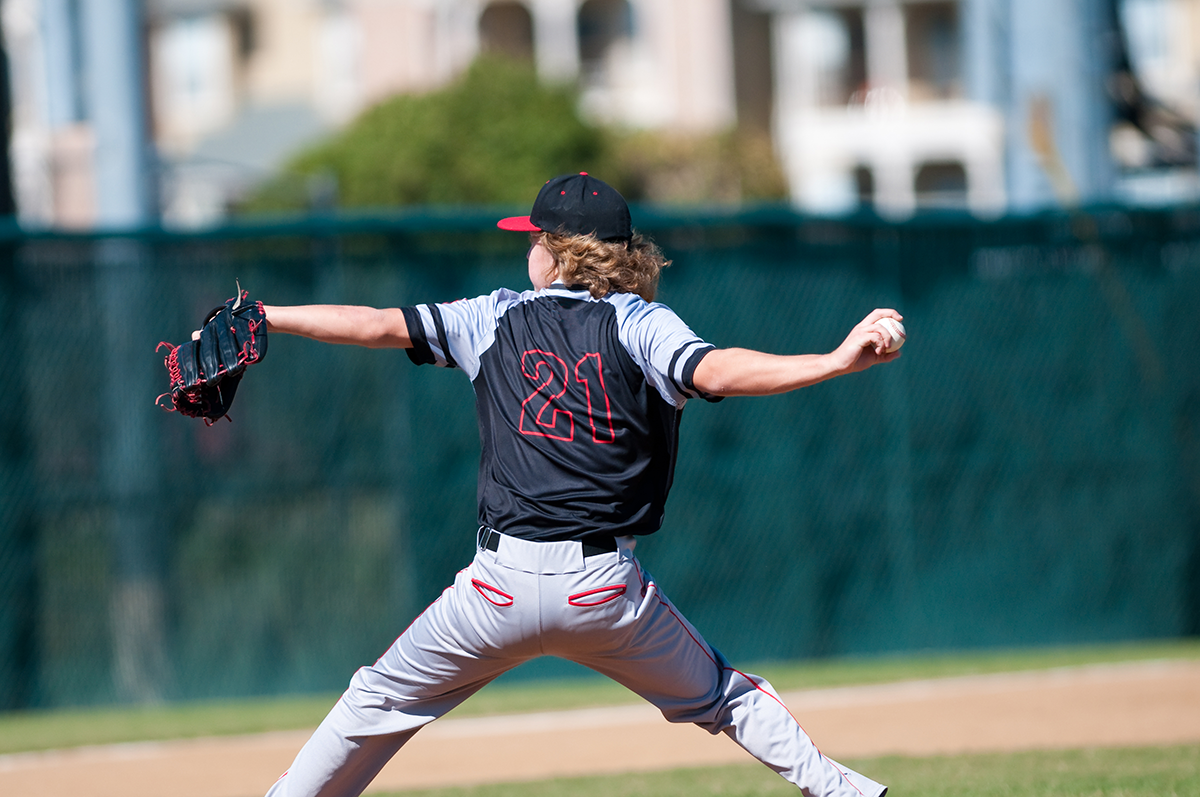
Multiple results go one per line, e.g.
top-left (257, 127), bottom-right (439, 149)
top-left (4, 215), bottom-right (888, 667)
top-left (12, 0), bottom-right (1200, 227)
top-left (239, 0), bottom-right (322, 105)
top-left (771, 1), bottom-right (1006, 218)
top-left (672, 0), bottom-right (738, 130)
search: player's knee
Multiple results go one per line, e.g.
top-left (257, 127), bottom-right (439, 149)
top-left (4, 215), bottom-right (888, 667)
top-left (655, 689), bottom-right (728, 729)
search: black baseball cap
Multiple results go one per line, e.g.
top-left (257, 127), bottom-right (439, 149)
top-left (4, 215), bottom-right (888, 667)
top-left (498, 173), bottom-right (632, 242)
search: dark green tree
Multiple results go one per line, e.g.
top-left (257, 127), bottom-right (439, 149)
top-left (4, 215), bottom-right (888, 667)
top-left (240, 58), bottom-right (609, 213)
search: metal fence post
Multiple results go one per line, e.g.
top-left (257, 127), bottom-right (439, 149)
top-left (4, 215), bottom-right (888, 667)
top-left (81, 0), bottom-right (165, 702)
top-left (0, 241), bottom-right (37, 709)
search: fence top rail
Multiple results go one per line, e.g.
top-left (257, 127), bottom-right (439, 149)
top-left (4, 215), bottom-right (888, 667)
top-left (3, 201), bottom-right (1198, 244)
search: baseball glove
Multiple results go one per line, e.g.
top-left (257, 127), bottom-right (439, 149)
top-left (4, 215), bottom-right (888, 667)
top-left (156, 289), bottom-right (268, 423)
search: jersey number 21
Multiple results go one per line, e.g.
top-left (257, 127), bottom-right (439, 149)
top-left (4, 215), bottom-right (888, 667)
top-left (519, 349), bottom-right (615, 444)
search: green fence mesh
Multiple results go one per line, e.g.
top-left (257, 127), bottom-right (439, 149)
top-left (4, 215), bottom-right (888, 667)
top-left (1, 205), bottom-right (1197, 709)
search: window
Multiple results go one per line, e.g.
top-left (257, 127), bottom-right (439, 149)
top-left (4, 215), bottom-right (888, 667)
top-left (806, 9), bottom-right (867, 107)
top-left (914, 161), bottom-right (968, 209)
top-left (854, 165), bottom-right (875, 208)
top-left (578, 0), bottom-right (633, 78)
top-left (153, 14), bottom-right (238, 141)
top-left (480, 2), bottom-right (535, 62)
top-left (732, 1), bottom-right (774, 131)
top-left (905, 2), bottom-right (961, 101)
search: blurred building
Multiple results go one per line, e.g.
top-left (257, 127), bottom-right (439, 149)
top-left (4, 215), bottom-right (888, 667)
top-left (767, 0), bottom-right (1006, 217)
top-left (3, 0), bottom-right (1200, 228)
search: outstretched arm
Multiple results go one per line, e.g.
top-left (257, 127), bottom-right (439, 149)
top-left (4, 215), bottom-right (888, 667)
top-left (692, 309), bottom-right (903, 397)
top-left (262, 305), bottom-right (412, 349)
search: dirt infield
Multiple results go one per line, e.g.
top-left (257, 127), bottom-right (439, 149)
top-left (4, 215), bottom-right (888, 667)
top-left (1, 659), bottom-right (1198, 797)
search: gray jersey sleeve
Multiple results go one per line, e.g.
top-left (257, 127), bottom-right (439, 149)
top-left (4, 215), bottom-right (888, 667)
top-left (610, 294), bottom-right (720, 408)
top-left (401, 288), bottom-right (526, 380)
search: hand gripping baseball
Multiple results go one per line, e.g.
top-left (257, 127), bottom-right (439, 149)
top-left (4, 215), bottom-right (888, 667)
top-left (832, 309), bottom-right (905, 375)
top-left (156, 288), bottom-right (268, 423)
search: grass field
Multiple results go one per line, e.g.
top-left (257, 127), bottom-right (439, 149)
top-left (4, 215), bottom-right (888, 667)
top-left (373, 745), bottom-right (1200, 797)
top-left (0, 638), bottom-right (1196, 756)
top-left (0, 639), bottom-right (1196, 797)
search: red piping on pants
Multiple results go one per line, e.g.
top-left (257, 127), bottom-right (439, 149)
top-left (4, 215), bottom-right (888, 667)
top-left (652, 588), bottom-right (865, 797)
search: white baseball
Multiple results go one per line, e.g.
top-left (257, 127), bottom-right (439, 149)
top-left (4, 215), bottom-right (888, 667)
top-left (877, 317), bottom-right (906, 353)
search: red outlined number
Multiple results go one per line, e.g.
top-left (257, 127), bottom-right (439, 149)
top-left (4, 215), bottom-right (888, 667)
top-left (519, 350), bottom-right (574, 441)
top-left (574, 352), bottom-right (615, 444)
top-left (519, 349), bottom-right (615, 444)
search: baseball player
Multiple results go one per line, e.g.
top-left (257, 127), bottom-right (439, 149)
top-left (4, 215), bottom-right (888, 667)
top-left (260, 173), bottom-right (901, 797)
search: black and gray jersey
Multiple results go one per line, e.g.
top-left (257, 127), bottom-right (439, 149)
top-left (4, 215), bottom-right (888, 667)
top-left (402, 284), bottom-right (719, 542)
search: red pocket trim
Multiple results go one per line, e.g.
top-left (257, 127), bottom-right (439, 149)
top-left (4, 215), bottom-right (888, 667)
top-left (471, 578), bottom-right (514, 607)
top-left (568, 584), bottom-right (627, 607)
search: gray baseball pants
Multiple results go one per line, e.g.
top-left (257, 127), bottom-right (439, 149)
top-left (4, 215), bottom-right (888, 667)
top-left (266, 531), bottom-right (886, 797)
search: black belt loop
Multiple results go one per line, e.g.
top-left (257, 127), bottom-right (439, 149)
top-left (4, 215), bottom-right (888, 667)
top-left (582, 538), bottom-right (618, 557)
top-left (477, 527), bottom-right (616, 557)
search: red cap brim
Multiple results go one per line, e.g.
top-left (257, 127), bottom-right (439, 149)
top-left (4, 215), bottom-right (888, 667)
top-left (497, 215), bottom-right (541, 232)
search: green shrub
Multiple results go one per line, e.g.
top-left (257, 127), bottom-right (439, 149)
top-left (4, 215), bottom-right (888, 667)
top-left (605, 127), bottom-right (787, 206)
top-left (239, 57), bottom-right (609, 213)
top-left (237, 56), bottom-right (787, 214)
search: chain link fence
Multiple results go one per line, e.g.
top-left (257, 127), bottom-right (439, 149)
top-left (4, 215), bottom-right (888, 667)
top-left (0, 205), bottom-right (1197, 709)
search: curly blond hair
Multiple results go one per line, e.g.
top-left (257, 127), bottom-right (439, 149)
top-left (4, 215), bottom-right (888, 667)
top-left (536, 231), bottom-right (670, 302)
